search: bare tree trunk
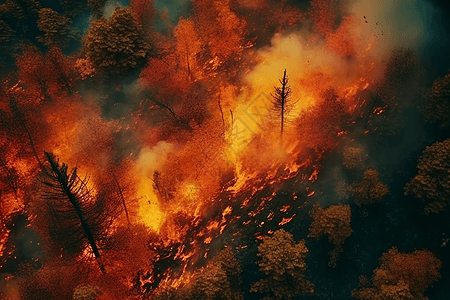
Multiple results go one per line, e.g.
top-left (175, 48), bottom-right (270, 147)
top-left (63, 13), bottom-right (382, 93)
top-left (112, 170), bottom-right (129, 226)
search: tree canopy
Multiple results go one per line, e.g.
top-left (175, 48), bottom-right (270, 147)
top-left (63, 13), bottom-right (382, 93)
top-left (348, 169), bottom-right (389, 206)
top-left (251, 229), bottom-right (314, 300)
top-left (405, 138), bottom-right (450, 213)
top-left (308, 204), bottom-right (352, 267)
top-left (85, 6), bottom-right (151, 79)
top-left (352, 247), bottom-right (441, 300)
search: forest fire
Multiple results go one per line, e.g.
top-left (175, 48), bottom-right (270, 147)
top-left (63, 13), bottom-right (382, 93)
top-left (1, 0), bottom-right (450, 299)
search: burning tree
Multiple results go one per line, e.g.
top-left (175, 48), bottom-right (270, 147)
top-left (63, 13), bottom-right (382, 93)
top-left (250, 229), bottom-right (314, 299)
top-left (271, 69), bottom-right (296, 144)
top-left (39, 152), bottom-right (120, 273)
top-left (352, 247), bottom-right (442, 300)
top-left (153, 247), bottom-right (243, 300)
top-left (404, 138), bottom-right (450, 213)
top-left (308, 204), bottom-right (352, 267)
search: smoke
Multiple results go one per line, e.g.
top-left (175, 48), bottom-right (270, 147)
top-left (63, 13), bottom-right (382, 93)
top-left (153, 0), bottom-right (190, 21)
top-left (346, 0), bottom-right (443, 57)
top-left (103, 0), bottom-right (128, 19)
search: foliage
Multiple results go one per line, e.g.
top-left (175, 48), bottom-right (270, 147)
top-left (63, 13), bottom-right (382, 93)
top-left (130, 0), bottom-right (156, 32)
top-left (308, 204), bottom-right (352, 267)
top-left (73, 285), bottom-right (102, 300)
top-left (16, 46), bottom-right (77, 102)
top-left (365, 48), bottom-right (425, 140)
top-left (420, 71), bottom-right (450, 127)
top-left (348, 169), bottom-right (389, 206)
top-left (251, 229), bottom-right (314, 300)
top-left (377, 47), bottom-right (425, 108)
top-left (352, 247), bottom-right (441, 300)
top-left (85, 7), bottom-right (151, 79)
top-left (297, 88), bottom-right (350, 154)
top-left (343, 146), bottom-right (365, 169)
top-left (404, 139), bottom-right (450, 213)
top-left (192, 0), bottom-right (246, 61)
top-left (37, 8), bottom-right (79, 49)
top-left (189, 247), bottom-right (244, 300)
top-left (173, 17), bottom-right (202, 79)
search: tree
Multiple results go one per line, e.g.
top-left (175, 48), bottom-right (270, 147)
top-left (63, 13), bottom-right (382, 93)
top-left (40, 152), bottom-right (120, 273)
top-left (37, 8), bottom-right (79, 49)
top-left (363, 48), bottom-right (425, 139)
top-left (251, 229), bottom-right (314, 300)
top-left (192, 0), bottom-right (246, 62)
top-left (16, 46), bottom-right (76, 102)
top-left (173, 17), bottom-right (202, 79)
top-left (296, 88), bottom-right (350, 154)
top-left (308, 204), bottom-right (352, 267)
top-left (85, 7), bottom-right (151, 79)
top-left (342, 146), bottom-right (365, 169)
top-left (404, 139), bottom-right (450, 213)
top-left (420, 71), bottom-right (450, 127)
top-left (352, 247), bottom-right (441, 300)
top-left (348, 169), bottom-right (389, 206)
top-left (154, 247), bottom-right (243, 300)
top-left (130, 0), bottom-right (156, 33)
top-left (271, 69), bottom-right (295, 144)
top-left (189, 246), bottom-right (243, 300)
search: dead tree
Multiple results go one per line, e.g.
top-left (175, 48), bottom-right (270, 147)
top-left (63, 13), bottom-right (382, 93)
top-left (42, 152), bottom-right (119, 273)
top-left (271, 69), bottom-right (296, 144)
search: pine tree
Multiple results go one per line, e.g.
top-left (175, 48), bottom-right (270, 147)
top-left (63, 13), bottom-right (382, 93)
top-left (271, 69), bottom-right (296, 144)
top-left (41, 152), bottom-right (119, 273)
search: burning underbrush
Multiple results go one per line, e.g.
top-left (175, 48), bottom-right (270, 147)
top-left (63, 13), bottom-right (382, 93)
top-left (0, 0), bottom-right (445, 299)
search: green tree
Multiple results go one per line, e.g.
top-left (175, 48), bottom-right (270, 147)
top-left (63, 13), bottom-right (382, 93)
top-left (85, 7), bottom-right (151, 79)
top-left (348, 169), bottom-right (389, 206)
top-left (420, 71), bottom-right (450, 127)
top-left (251, 229), bottom-right (314, 300)
top-left (37, 8), bottom-right (79, 49)
top-left (308, 204), bottom-right (352, 267)
top-left (404, 139), bottom-right (450, 213)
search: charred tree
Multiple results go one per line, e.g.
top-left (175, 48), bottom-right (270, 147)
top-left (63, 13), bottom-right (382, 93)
top-left (9, 96), bottom-right (44, 169)
top-left (42, 152), bottom-right (119, 273)
top-left (142, 91), bottom-right (192, 131)
top-left (271, 69), bottom-right (295, 144)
